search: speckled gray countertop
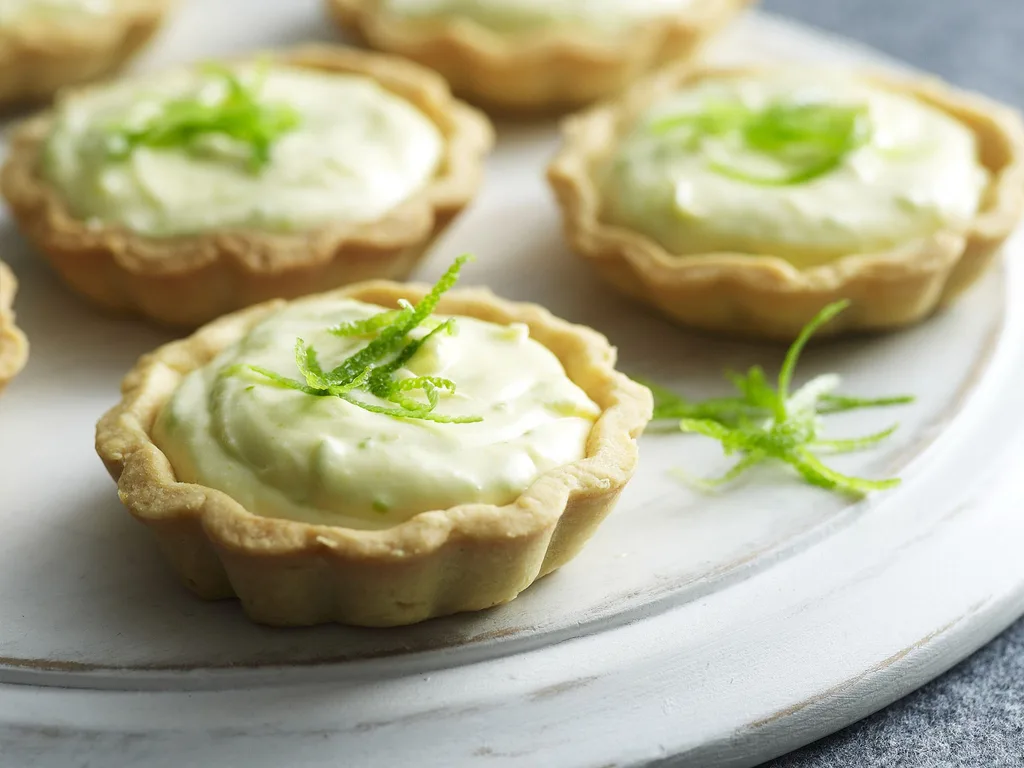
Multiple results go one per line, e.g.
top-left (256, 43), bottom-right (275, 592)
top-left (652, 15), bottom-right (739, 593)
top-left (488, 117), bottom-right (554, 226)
top-left (756, 1), bottom-right (1024, 766)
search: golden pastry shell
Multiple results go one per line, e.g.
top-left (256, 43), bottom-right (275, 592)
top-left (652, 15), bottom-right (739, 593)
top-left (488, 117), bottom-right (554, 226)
top-left (326, 0), bottom-right (755, 113)
top-left (0, 0), bottom-right (173, 107)
top-left (1, 45), bottom-right (495, 328)
top-left (0, 261), bottom-right (29, 393)
top-left (95, 281), bottom-right (653, 627)
top-left (547, 66), bottom-right (1024, 340)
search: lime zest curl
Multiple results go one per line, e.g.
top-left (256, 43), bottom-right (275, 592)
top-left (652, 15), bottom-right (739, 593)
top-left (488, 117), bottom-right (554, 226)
top-left (104, 64), bottom-right (301, 173)
top-left (650, 98), bottom-right (872, 186)
top-left (644, 300), bottom-right (913, 497)
top-left (228, 254), bottom-right (483, 424)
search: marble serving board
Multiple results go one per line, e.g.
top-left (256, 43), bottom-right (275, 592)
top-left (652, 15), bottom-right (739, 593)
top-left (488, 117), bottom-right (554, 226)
top-left (2, 2), bottom-right (1023, 767)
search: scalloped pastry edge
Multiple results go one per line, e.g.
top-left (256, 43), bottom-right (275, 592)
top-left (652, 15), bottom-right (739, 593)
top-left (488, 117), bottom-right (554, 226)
top-left (95, 282), bottom-right (652, 627)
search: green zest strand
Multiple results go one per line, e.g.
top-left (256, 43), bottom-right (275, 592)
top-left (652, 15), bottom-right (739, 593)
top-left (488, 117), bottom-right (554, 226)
top-left (104, 64), bottom-right (301, 173)
top-left (229, 254), bottom-right (482, 424)
top-left (643, 300), bottom-right (913, 497)
top-left (651, 98), bottom-right (872, 186)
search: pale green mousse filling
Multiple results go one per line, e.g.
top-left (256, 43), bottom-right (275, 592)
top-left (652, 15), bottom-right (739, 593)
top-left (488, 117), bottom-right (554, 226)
top-left (601, 75), bottom-right (989, 267)
top-left (152, 298), bottom-right (601, 530)
top-left (41, 66), bottom-right (444, 237)
top-left (0, 0), bottom-right (111, 26)
top-left (380, 0), bottom-right (696, 35)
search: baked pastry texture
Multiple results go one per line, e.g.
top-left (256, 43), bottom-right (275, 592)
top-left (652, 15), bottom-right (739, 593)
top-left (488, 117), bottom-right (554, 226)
top-left (0, 261), bottom-right (29, 393)
top-left (548, 66), bottom-right (1024, 339)
top-left (96, 276), bottom-right (652, 627)
top-left (0, 0), bottom-right (173, 108)
top-left (326, 0), bottom-right (754, 113)
top-left (2, 45), bottom-right (494, 327)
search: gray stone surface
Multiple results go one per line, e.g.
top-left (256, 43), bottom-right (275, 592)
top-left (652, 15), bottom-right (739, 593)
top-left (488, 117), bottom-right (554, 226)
top-left (764, 0), bottom-right (1023, 106)
top-left (763, 621), bottom-right (1024, 767)
top-left (757, 1), bottom-right (1024, 765)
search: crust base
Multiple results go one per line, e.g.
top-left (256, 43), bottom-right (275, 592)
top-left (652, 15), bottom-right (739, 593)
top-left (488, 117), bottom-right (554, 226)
top-left (548, 67), bottom-right (1024, 339)
top-left (326, 0), bottom-right (754, 113)
top-left (95, 283), bottom-right (652, 627)
top-left (1, 45), bottom-right (494, 328)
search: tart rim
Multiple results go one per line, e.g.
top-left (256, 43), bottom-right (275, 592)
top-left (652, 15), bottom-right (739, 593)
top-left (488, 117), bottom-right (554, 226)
top-left (95, 281), bottom-right (652, 625)
top-left (547, 65), bottom-right (1024, 338)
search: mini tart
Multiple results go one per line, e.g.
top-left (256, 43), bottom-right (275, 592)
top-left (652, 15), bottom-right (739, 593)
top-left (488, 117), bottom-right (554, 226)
top-left (326, 0), bottom-right (754, 113)
top-left (95, 282), bottom-right (652, 627)
top-left (0, 0), bottom-right (172, 108)
top-left (548, 67), bottom-right (1024, 339)
top-left (1, 45), bottom-right (494, 328)
top-left (0, 261), bottom-right (29, 392)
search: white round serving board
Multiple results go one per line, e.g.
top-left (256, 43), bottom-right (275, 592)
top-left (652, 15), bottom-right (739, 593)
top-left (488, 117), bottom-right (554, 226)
top-left (3, 2), bottom-right (1024, 767)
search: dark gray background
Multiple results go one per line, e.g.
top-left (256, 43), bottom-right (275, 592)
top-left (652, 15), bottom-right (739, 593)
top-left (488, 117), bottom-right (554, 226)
top-left (755, 1), bottom-right (1024, 766)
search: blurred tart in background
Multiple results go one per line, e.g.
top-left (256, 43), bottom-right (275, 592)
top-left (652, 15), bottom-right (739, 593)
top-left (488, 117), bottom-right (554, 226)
top-left (0, 0), bottom-right (173, 108)
top-left (548, 66), bottom-right (1024, 339)
top-left (0, 261), bottom-right (29, 393)
top-left (1, 45), bottom-right (494, 327)
top-left (326, 0), bottom-right (754, 113)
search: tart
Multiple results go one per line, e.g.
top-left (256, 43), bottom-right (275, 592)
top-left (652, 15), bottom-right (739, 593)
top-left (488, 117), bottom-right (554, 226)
top-left (1, 45), bottom-right (494, 327)
top-left (0, 261), bottom-right (29, 392)
top-left (326, 0), bottom-right (754, 113)
top-left (548, 66), bottom-right (1024, 339)
top-left (95, 258), bottom-right (652, 627)
top-left (0, 0), bottom-right (172, 108)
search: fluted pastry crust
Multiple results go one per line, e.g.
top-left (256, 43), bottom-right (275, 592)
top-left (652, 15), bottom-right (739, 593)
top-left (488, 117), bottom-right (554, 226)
top-left (96, 281), bottom-right (652, 627)
top-left (0, 261), bottom-right (29, 393)
top-left (548, 66), bottom-right (1024, 339)
top-left (0, 0), bottom-right (173, 107)
top-left (326, 0), bottom-right (754, 113)
top-left (1, 45), bottom-right (494, 327)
